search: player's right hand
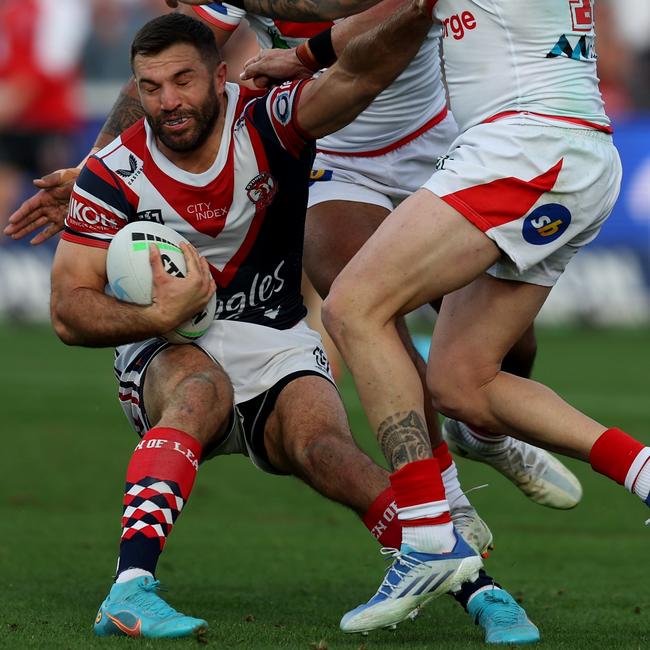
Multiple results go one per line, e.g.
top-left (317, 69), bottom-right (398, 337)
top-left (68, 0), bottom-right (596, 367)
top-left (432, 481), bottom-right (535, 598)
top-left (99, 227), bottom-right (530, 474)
top-left (148, 242), bottom-right (217, 332)
top-left (241, 48), bottom-right (314, 88)
top-left (3, 167), bottom-right (79, 245)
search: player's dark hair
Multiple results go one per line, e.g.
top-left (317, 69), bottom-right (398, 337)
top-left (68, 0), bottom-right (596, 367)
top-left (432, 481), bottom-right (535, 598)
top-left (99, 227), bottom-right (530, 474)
top-left (131, 13), bottom-right (222, 71)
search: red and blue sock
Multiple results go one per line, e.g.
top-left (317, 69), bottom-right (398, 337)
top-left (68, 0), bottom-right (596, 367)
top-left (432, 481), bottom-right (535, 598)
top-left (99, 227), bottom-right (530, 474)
top-left (116, 427), bottom-right (202, 579)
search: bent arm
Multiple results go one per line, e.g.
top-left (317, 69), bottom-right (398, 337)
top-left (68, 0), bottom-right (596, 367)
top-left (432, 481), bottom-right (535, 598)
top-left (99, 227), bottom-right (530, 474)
top-left (295, 0), bottom-right (432, 139)
top-left (50, 241), bottom-right (167, 347)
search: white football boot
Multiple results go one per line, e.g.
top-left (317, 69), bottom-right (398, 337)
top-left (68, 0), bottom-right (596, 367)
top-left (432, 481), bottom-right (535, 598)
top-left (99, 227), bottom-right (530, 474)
top-left (451, 505), bottom-right (493, 556)
top-left (443, 418), bottom-right (582, 509)
top-left (340, 531), bottom-right (482, 634)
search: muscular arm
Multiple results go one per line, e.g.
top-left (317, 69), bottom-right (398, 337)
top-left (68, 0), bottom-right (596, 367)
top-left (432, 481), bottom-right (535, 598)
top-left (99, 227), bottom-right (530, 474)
top-left (295, 0), bottom-right (431, 138)
top-left (168, 0), bottom-right (381, 20)
top-left (51, 240), bottom-right (215, 347)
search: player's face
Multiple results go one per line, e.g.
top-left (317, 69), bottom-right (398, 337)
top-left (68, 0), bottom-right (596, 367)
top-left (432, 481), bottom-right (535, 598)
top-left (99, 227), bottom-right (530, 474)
top-left (134, 43), bottom-right (225, 152)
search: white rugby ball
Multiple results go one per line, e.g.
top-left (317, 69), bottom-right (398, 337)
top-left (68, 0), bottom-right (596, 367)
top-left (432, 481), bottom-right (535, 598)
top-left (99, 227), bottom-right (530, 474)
top-left (106, 221), bottom-right (216, 344)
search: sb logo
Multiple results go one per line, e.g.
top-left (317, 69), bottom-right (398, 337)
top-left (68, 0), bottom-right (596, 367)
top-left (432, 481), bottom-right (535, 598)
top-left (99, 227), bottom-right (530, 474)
top-left (522, 203), bottom-right (571, 245)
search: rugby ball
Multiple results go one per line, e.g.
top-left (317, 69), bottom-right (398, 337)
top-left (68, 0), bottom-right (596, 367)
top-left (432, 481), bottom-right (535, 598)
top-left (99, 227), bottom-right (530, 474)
top-left (106, 221), bottom-right (216, 344)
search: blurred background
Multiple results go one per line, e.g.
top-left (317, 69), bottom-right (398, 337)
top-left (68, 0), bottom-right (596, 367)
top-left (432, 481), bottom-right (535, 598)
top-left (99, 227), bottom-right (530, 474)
top-left (0, 0), bottom-right (648, 325)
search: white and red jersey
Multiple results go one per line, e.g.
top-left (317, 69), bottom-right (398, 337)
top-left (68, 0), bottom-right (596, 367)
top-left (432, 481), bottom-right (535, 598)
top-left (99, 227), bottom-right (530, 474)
top-left (63, 81), bottom-right (316, 330)
top-left (433, 0), bottom-right (610, 132)
top-left (195, 3), bottom-right (447, 155)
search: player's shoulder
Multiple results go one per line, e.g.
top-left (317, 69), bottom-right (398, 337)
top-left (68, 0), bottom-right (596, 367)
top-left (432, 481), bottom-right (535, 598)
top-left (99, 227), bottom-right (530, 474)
top-left (93, 120), bottom-right (147, 170)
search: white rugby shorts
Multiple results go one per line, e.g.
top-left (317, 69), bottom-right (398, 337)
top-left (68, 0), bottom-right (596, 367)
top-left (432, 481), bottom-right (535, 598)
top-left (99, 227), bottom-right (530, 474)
top-left (114, 319), bottom-right (334, 473)
top-left (422, 116), bottom-right (623, 286)
top-left (308, 111), bottom-right (459, 210)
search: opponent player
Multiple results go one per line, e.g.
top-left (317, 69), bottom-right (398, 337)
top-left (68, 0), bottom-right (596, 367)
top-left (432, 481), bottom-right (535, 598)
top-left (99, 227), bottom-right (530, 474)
top-left (318, 0), bottom-right (650, 633)
top-left (50, 10), bottom-right (539, 640)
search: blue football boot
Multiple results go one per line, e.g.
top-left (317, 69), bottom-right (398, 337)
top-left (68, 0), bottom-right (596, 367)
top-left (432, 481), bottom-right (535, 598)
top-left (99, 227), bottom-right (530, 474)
top-left (468, 588), bottom-right (540, 644)
top-left (93, 576), bottom-right (207, 638)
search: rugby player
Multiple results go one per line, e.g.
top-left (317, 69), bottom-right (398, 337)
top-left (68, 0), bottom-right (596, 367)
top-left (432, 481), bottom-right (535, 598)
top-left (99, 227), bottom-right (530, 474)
top-left (314, 0), bottom-right (650, 633)
top-left (49, 10), bottom-right (538, 640)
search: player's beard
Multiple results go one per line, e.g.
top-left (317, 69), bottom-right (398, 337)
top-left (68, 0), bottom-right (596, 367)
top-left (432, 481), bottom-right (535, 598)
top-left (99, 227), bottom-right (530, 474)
top-left (148, 84), bottom-right (220, 153)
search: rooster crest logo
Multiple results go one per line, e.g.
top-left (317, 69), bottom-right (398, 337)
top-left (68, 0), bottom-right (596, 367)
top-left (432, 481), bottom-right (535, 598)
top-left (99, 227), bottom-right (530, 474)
top-left (116, 154), bottom-right (138, 178)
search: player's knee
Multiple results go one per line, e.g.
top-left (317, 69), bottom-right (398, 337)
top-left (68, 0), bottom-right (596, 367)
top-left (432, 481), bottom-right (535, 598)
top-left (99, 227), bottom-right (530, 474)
top-left (162, 367), bottom-right (233, 446)
top-left (427, 359), bottom-right (492, 428)
top-left (288, 428), bottom-right (351, 476)
top-left (322, 284), bottom-right (361, 347)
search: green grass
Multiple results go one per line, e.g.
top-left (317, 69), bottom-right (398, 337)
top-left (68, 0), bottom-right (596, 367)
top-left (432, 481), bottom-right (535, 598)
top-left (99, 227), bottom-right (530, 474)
top-left (1, 324), bottom-right (649, 649)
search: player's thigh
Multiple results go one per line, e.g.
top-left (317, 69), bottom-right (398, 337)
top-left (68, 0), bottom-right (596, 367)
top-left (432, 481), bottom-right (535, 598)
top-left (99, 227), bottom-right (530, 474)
top-left (326, 189), bottom-right (500, 327)
top-left (428, 274), bottom-right (551, 392)
top-left (143, 343), bottom-right (233, 434)
top-left (304, 200), bottom-right (391, 298)
top-left (263, 374), bottom-right (352, 469)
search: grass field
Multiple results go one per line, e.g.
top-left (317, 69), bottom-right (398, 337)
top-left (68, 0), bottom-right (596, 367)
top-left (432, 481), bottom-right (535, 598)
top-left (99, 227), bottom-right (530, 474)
top-left (1, 323), bottom-right (649, 649)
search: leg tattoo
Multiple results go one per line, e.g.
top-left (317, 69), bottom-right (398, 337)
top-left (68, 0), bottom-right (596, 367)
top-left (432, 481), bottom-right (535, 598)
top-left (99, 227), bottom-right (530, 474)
top-left (378, 411), bottom-right (431, 471)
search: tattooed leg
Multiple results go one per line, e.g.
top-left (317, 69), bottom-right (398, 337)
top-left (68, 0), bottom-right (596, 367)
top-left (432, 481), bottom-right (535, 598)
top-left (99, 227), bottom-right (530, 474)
top-left (378, 410), bottom-right (432, 471)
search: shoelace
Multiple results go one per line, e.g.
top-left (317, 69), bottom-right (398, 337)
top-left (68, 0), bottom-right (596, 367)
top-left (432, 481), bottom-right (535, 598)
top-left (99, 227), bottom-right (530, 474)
top-left (474, 591), bottom-right (522, 626)
top-left (376, 547), bottom-right (425, 598)
top-left (125, 580), bottom-right (179, 619)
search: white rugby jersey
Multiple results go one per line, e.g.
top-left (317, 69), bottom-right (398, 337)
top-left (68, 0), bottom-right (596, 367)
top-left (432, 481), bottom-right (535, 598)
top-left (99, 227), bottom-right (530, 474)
top-left (433, 0), bottom-right (610, 132)
top-left (195, 3), bottom-right (447, 154)
top-left (63, 82), bottom-right (315, 330)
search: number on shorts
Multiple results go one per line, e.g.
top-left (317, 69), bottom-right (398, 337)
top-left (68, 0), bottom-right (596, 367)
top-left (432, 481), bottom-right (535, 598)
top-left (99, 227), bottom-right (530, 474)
top-left (569, 0), bottom-right (593, 31)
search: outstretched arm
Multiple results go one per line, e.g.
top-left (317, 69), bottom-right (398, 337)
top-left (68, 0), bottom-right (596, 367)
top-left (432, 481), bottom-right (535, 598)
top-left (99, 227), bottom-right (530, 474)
top-left (241, 0), bottom-right (408, 86)
top-left (294, 0), bottom-right (432, 139)
top-left (165, 0), bottom-right (381, 21)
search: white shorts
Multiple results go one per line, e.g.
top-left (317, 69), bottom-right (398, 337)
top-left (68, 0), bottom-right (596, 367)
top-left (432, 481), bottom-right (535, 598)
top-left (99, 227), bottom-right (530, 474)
top-left (308, 111), bottom-right (458, 211)
top-left (114, 319), bottom-right (334, 474)
top-left (422, 116), bottom-right (623, 286)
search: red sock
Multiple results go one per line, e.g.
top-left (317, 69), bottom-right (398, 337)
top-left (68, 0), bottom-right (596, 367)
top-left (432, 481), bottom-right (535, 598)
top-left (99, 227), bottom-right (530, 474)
top-left (390, 458), bottom-right (451, 526)
top-left (433, 440), bottom-right (453, 472)
top-left (362, 486), bottom-right (402, 548)
top-left (590, 427), bottom-right (645, 485)
top-left (117, 427), bottom-right (202, 576)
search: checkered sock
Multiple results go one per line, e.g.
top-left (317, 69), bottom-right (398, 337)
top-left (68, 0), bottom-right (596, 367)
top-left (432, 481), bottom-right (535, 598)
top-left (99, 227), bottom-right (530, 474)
top-left (116, 427), bottom-right (202, 578)
top-left (590, 427), bottom-right (650, 502)
top-left (391, 458), bottom-right (456, 553)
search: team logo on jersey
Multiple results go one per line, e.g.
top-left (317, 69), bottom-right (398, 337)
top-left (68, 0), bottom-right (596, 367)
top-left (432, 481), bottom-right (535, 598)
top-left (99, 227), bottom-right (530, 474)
top-left (309, 169), bottom-right (333, 185)
top-left (435, 155), bottom-right (451, 171)
top-left (246, 172), bottom-right (277, 208)
top-left (136, 209), bottom-right (164, 224)
top-left (522, 203), bottom-right (571, 245)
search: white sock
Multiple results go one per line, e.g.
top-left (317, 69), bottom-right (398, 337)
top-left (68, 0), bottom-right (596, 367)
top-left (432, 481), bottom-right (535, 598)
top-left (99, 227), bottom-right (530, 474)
top-left (442, 463), bottom-right (471, 510)
top-left (402, 522), bottom-right (456, 554)
top-left (458, 421), bottom-right (508, 454)
top-left (116, 568), bottom-right (154, 584)
top-left (624, 448), bottom-right (650, 501)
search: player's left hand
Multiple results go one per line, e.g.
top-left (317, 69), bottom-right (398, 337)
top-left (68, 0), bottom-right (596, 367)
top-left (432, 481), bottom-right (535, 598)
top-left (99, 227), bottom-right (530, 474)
top-left (241, 49), bottom-right (313, 88)
top-left (3, 168), bottom-right (79, 245)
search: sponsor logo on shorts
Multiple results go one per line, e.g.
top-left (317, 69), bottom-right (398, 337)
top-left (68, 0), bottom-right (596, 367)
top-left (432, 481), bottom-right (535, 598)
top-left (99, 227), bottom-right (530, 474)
top-left (522, 203), bottom-right (571, 245)
top-left (309, 169), bottom-right (333, 183)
